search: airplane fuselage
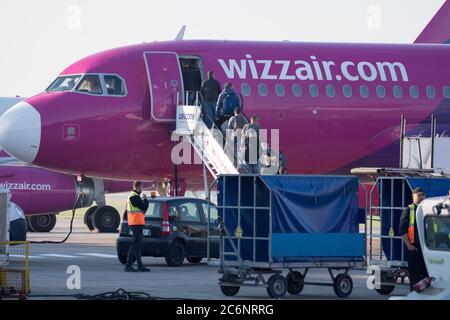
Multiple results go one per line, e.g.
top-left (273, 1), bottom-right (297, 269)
top-left (1, 40), bottom-right (450, 186)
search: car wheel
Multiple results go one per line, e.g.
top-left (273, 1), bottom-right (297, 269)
top-left (220, 274), bottom-right (240, 296)
top-left (27, 214), bottom-right (57, 233)
top-left (186, 257), bottom-right (203, 264)
top-left (92, 206), bottom-right (120, 233)
top-left (117, 251), bottom-right (135, 265)
top-left (165, 240), bottom-right (186, 267)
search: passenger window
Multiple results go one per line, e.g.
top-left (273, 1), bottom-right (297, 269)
top-left (179, 202), bottom-right (201, 222)
top-left (343, 84), bottom-right (352, 98)
top-left (359, 85), bottom-right (369, 98)
top-left (258, 83), bottom-right (268, 97)
top-left (275, 84), bottom-right (285, 97)
top-left (202, 203), bottom-right (218, 224)
top-left (104, 75), bottom-right (126, 96)
top-left (443, 86), bottom-right (450, 99)
top-left (410, 85), bottom-right (419, 99)
top-left (376, 85), bottom-right (385, 98)
top-left (427, 85), bottom-right (436, 99)
top-left (326, 84), bottom-right (335, 98)
top-left (76, 75), bottom-right (103, 95)
top-left (241, 83), bottom-right (251, 97)
top-left (145, 202), bottom-right (161, 218)
top-left (292, 84), bottom-right (302, 97)
top-left (309, 84), bottom-right (318, 97)
top-left (393, 85), bottom-right (402, 98)
top-left (46, 75), bottom-right (82, 92)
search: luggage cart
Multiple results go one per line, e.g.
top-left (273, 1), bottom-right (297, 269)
top-left (207, 175), bottom-right (366, 299)
top-left (366, 174), bottom-right (450, 295)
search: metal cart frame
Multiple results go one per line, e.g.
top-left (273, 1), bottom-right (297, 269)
top-left (367, 176), bottom-right (415, 294)
top-left (207, 174), bottom-right (367, 299)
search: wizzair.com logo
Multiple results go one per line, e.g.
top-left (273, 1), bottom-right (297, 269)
top-left (0, 181), bottom-right (51, 191)
top-left (218, 54), bottom-right (409, 82)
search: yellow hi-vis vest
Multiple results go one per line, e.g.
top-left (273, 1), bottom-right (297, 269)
top-left (408, 204), bottom-right (416, 244)
top-left (127, 191), bottom-right (145, 226)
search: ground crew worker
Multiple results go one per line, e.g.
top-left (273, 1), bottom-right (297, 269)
top-left (399, 187), bottom-right (429, 290)
top-left (124, 181), bottom-right (150, 272)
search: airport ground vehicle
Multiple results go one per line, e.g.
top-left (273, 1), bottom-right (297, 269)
top-left (390, 196), bottom-right (450, 300)
top-left (364, 173), bottom-right (450, 295)
top-left (208, 175), bottom-right (366, 299)
top-left (116, 197), bottom-right (220, 267)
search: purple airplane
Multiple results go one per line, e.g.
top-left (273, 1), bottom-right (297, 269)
top-left (0, 2), bottom-right (450, 194)
top-left (0, 98), bottom-right (153, 241)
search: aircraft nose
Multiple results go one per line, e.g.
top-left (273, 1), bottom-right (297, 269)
top-left (0, 101), bottom-right (41, 163)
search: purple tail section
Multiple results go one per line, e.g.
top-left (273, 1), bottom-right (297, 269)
top-left (415, 0), bottom-right (450, 44)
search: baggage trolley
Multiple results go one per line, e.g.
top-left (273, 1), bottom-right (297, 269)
top-left (207, 175), bottom-right (367, 299)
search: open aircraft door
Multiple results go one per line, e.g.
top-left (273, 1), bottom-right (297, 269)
top-left (144, 52), bottom-right (183, 122)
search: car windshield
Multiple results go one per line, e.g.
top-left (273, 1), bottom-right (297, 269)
top-left (46, 75), bottom-right (82, 92)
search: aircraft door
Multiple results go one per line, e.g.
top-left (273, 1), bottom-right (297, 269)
top-left (144, 52), bottom-right (183, 121)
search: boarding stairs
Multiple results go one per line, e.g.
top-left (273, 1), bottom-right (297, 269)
top-left (173, 93), bottom-right (246, 179)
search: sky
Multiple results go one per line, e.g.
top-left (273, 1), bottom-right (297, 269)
top-left (0, 0), bottom-right (445, 97)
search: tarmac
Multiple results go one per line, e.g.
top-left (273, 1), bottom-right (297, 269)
top-left (25, 217), bottom-right (411, 300)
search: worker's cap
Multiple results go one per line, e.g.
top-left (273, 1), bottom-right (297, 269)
top-left (412, 187), bottom-right (426, 195)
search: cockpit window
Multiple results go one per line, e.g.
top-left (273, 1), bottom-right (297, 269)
top-left (46, 75), bottom-right (82, 92)
top-left (104, 75), bottom-right (126, 96)
top-left (75, 75), bottom-right (103, 95)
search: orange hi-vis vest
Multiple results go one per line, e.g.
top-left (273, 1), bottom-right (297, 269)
top-left (408, 204), bottom-right (416, 244)
top-left (127, 191), bottom-right (145, 226)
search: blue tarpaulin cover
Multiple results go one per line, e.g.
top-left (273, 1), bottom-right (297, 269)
top-left (218, 175), bottom-right (365, 263)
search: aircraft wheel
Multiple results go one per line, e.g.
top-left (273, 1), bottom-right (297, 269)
top-left (83, 206), bottom-right (98, 231)
top-left (92, 206), bottom-right (120, 233)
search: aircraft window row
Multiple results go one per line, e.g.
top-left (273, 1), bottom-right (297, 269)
top-left (46, 74), bottom-right (126, 96)
top-left (239, 82), bottom-right (450, 100)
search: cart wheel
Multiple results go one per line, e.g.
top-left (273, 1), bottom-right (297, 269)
top-left (219, 275), bottom-right (241, 297)
top-left (375, 273), bottom-right (396, 296)
top-left (333, 274), bottom-right (353, 298)
top-left (286, 271), bottom-right (304, 295)
top-left (267, 274), bottom-right (287, 299)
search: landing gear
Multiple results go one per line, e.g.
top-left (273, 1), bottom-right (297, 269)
top-left (27, 214), bottom-right (57, 233)
top-left (92, 206), bottom-right (120, 233)
top-left (83, 206), bottom-right (98, 231)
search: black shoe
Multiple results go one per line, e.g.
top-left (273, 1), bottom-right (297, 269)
top-left (124, 266), bottom-right (138, 272)
top-left (137, 265), bottom-right (151, 272)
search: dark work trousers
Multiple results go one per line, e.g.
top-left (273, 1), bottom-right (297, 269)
top-left (407, 249), bottom-right (429, 291)
top-left (126, 225), bottom-right (144, 267)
